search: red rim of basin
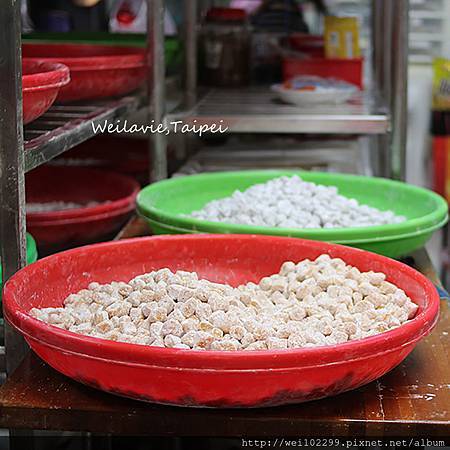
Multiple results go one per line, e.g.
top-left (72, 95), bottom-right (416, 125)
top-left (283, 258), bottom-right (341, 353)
top-left (22, 43), bottom-right (147, 71)
top-left (3, 235), bottom-right (440, 371)
top-left (22, 59), bottom-right (70, 92)
top-left (26, 167), bottom-right (140, 222)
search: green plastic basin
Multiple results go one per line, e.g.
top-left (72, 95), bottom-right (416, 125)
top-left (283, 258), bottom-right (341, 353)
top-left (1, 233), bottom-right (38, 299)
top-left (137, 170), bottom-right (449, 258)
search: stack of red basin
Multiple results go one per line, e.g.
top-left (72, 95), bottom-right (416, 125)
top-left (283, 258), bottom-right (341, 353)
top-left (26, 166), bottom-right (139, 254)
top-left (22, 59), bottom-right (70, 124)
top-left (22, 43), bottom-right (147, 102)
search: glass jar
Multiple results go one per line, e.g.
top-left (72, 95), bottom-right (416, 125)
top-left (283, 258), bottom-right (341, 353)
top-left (200, 8), bottom-right (251, 87)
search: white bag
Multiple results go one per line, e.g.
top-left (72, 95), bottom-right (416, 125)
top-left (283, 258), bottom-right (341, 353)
top-left (109, 0), bottom-right (177, 35)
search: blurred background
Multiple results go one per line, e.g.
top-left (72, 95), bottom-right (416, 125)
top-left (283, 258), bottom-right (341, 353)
top-left (19, 0), bottom-right (450, 288)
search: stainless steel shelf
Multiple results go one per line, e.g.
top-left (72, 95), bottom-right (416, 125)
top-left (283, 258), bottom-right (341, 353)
top-left (168, 87), bottom-right (390, 135)
top-left (175, 139), bottom-right (368, 175)
top-left (24, 95), bottom-right (142, 173)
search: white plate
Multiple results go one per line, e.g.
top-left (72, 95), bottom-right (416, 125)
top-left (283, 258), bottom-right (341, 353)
top-left (272, 84), bottom-right (357, 106)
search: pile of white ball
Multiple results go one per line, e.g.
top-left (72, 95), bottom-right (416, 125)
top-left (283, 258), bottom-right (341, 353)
top-left (189, 175), bottom-right (406, 228)
top-left (30, 254), bottom-right (418, 351)
top-left (26, 201), bottom-right (100, 213)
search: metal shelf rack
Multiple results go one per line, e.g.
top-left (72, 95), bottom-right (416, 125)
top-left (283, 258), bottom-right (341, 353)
top-left (1, 0), bottom-right (409, 390)
top-left (0, 0), bottom-right (163, 375)
top-left (154, 0), bottom-right (409, 182)
top-left (24, 95), bottom-right (143, 172)
top-left (168, 88), bottom-right (389, 134)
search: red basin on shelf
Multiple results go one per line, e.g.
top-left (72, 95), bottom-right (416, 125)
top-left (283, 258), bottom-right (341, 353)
top-left (22, 59), bottom-right (70, 124)
top-left (22, 43), bottom-right (147, 102)
top-left (288, 34), bottom-right (325, 57)
top-left (3, 235), bottom-right (440, 408)
top-left (27, 205), bottom-right (135, 251)
top-left (26, 166), bottom-right (139, 253)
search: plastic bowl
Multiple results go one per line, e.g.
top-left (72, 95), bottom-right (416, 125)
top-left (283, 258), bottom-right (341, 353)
top-left (26, 166), bottom-right (139, 253)
top-left (27, 205), bottom-right (134, 253)
top-left (3, 235), bottom-right (439, 407)
top-left (137, 170), bottom-right (449, 258)
top-left (22, 59), bottom-right (70, 124)
top-left (26, 166), bottom-right (139, 221)
top-left (22, 43), bottom-right (147, 102)
top-left (145, 216), bottom-right (449, 260)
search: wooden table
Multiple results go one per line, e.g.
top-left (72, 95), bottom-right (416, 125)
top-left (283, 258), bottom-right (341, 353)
top-left (0, 217), bottom-right (448, 437)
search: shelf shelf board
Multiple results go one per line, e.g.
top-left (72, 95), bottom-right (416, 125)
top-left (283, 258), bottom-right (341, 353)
top-left (168, 87), bottom-right (390, 135)
top-left (24, 95), bottom-right (143, 173)
top-left (410, 9), bottom-right (443, 20)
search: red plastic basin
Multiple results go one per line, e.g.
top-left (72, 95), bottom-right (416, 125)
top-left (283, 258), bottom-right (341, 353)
top-left (26, 166), bottom-right (139, 253)
top-left (22, 59), bottom-right (70, 124)
top-left (22, 43), bottom-right (147, 102)
top-left (27, 205), bottom-right (134, 251)
top-left (3, 235), bottom-right (439, 408)
top-left (283, 56), bottom-right (363, 88)
top-left (26, 166), bottom-right (139, 221)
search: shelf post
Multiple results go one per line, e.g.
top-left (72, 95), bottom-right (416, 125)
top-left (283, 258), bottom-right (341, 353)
top-left (371, 0), bottom-right (384, 95)
top-left (371, 0), bottom-right (394, 179)
top-left (0, 0), bottom-right (29, 374)
top-left (184, 0), bottom-right (197, 108)
top-left (372, 0), bottom-right (393, 102)
top-left (390, 0), bottom-right (409, 181)
top-left (147, 0), bottom-right (167, 181)
top-left (372, 0), bottom-right (408, 180)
